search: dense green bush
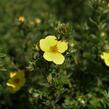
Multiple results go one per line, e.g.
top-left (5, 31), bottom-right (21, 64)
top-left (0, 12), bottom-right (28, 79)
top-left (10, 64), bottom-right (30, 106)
top-left (0, 0), bottom-right (109, 109)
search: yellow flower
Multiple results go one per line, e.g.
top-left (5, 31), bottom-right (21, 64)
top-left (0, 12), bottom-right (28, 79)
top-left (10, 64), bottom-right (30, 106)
top-left (6, 71), bottom-right (25, 93)
top-left (18, 16), bottom-right (25, 23)
top-left (39, 35), bottom-right (68, 64)
top-left (100, 52), bottom-right (109, 66)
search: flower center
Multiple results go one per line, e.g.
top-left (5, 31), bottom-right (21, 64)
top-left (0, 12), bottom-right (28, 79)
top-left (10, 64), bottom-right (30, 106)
top-left (50, 45), bottom-right (58, 53)
top-left (14, 78), bottom-right (20, 84)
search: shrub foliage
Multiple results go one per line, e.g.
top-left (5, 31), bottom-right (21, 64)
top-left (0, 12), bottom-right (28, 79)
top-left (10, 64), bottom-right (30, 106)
top-left (0, 0), bottom-right (109, 109)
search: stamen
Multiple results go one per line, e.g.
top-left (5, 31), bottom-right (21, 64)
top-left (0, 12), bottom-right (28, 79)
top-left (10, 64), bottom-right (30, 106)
top-left (14, 78), bottom-right (20, 84)
top-left (50, 45), bottom-right (58, 53)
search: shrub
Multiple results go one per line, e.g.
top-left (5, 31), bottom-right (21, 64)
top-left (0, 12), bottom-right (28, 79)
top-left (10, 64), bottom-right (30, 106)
top-left (0, 0), bottom-right (109, 109)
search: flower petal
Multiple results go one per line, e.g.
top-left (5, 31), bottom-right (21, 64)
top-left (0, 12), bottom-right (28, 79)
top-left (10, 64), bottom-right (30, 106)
top-left (104, 59), bottom-right (109, 66)
top-left (43, 52), bottom-right (65, 64)
top-left (17, 71), bottom-right (25, 78)
top-left (43, 52), bottom-right (54, 61)
top-left (57, 41), bottom-right (68, 53)
top-left (6, 82), bottom-right (16, 88)
top-left (39, 36), bottom-right (57, 52)
top-left (53, 53), bottom-right (65, 65)
top-left (10, 72), bottom-right (16, 78)
top-left (101, 52), bottom-right (109, 66)
top-left (46, 35), bottom-right (57, 40)
top-left (101, 52), bottom-right (109, 59)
